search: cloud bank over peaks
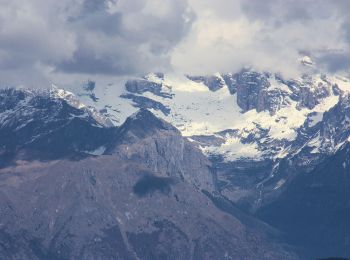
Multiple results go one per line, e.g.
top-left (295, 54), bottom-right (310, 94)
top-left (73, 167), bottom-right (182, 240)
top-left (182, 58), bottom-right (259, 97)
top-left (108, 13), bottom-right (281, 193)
top-left (1, 0), bottom-right (350, 86)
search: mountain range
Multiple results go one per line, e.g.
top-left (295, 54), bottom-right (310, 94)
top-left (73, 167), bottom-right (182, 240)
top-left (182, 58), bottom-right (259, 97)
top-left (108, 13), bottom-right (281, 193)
top-left (1, 56), bottom-right (350, 259)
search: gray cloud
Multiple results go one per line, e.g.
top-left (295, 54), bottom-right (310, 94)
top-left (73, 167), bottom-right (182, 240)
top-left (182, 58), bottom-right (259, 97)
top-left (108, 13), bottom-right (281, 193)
top-left (1, 0), bottom-right (350, 87)
top-left (57, 0), bottom-right (194, 76)
top-left (316, 50), bottom-right (350, 73)
top-left (0, 0), bottom-right (194, 86)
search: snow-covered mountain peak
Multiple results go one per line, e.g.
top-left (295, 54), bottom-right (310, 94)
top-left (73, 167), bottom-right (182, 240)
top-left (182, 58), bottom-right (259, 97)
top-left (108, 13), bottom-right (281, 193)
top-left (58, 69), bottom-right (350, 163)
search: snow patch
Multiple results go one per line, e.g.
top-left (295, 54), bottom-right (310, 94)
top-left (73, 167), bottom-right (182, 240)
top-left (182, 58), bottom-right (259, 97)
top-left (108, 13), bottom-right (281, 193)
top-left (332, 76), bottom-right (350, 92)
top-left (201, 136), bottom-right (262, 161)
top-left (308, 133), bottom-right (322, 154)
top-left (84, 146), bottom-right (106, 156)
top-left (274, 179), bottom-right (286, 190)
top-left (308, 113), bottom-right (323, 127)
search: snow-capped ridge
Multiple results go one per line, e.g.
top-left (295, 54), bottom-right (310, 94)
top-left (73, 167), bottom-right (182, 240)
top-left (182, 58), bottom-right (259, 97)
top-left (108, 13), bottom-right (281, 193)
top-left (50, 84), bottom-right (114, 127)
top-left (57, 68), bottom-right (350, 163)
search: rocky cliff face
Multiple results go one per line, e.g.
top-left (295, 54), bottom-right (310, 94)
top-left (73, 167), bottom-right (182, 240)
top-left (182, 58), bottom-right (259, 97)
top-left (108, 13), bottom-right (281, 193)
top-left (296, 75), bottom-right (333, 110)
top-left (106, 109), bottom-right (215, 192)
top-left (125, 78), bottom-right (172, 98)
top-left (225, 70), bottom-right (335, 114)
top-left (235, 70), bottom-right (271, 112)
top-left (187, 75), bottom-right (225, 92)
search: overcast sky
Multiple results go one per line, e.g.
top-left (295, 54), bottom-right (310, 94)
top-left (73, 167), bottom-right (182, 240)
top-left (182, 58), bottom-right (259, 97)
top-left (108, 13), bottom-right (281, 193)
top-left (1, 0), bottom-right (350, 87)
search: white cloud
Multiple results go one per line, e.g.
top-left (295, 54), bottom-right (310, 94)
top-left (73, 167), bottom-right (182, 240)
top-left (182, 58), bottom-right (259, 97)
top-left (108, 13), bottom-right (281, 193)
top-left (170, 0), bottom-right (350, 78)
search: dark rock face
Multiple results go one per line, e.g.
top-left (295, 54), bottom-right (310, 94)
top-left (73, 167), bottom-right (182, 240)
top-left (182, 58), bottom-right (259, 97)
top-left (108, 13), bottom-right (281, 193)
top-left (296, 77), bottom-right (332, 110)
top-left (152, 72), bottom-right (164, 80)
top-left (187, 72), bottom-right (293, 115)
top-left (298, 86), bottom-right (319, 109)
top-left (235, 70), bottom-right (271, 112)
top-left (222, 70), bottom-right (335, 114)
top-left (257, 143), bottom-right (350, 259)
top-left (255, 89), bottom-right (289, 114)
top-left (122, 78), bottom-right (173, 118)
top-left (187, 75), bottom-right (225, 91)
top-left (0, 88), bottom-right (26, 112)
top-left (0, 88), bottom-right (115, 166)
top-left (83, 80), bottom-right (96, 92)
top-left (120, 93), bottom-right (171, 116)
top-left (212, 158), bottom-right (276, 210)
top-left (222, 70), bottom-right (292, 114)
top-left (125, 79), bottom-right (172, 98)
top-left (221, 73), bottom-right (238, 94)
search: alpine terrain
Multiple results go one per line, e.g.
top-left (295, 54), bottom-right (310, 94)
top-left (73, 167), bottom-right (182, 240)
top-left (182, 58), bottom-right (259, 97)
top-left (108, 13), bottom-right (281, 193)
top-left (1, 54), bottom-right (350, 259)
